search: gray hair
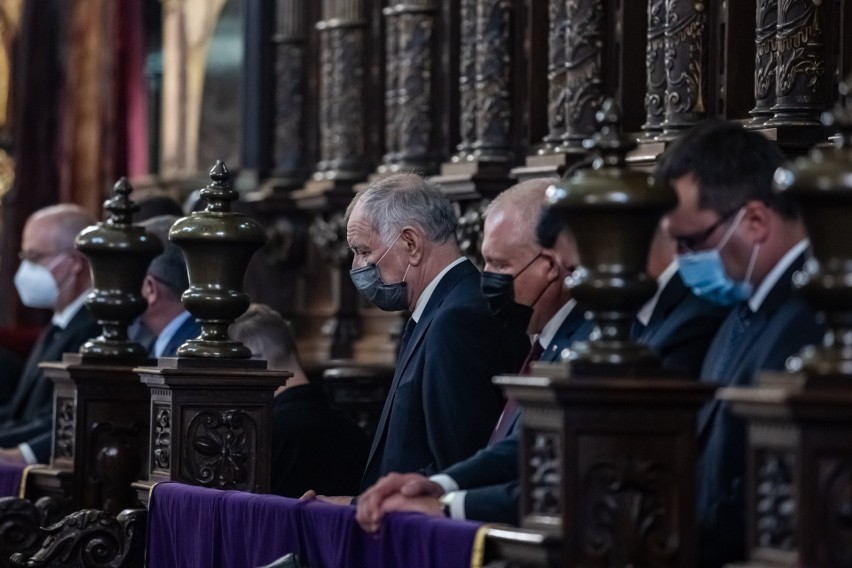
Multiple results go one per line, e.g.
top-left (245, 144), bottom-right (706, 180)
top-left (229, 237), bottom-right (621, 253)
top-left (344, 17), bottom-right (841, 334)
top-left (230, 303), bottom-right (300, 370)
top-left (345, 173), bottom-right (457, 245)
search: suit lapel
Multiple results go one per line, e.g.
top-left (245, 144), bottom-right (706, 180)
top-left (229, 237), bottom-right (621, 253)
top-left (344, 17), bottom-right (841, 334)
top-left (540, 304), bottom-right (588, 363)
top-left (363, 260), bottom-right (477, 475)
top-left (640, 274), bottom-right (688, 344)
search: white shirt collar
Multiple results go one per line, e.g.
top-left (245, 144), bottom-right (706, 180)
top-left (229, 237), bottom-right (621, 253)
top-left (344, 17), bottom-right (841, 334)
top-left (52, 291), bottom-right (91, 329)
top-left (411, 257), bottom-right (467, 323)
top-left (153, 310), bottom-right (192, 357)
top-left (748, 239), bottom-right (809, 313)
top-left (538, 299), bottom-right (577, 350)
top-left (636, 261), bottom-right (679, 326)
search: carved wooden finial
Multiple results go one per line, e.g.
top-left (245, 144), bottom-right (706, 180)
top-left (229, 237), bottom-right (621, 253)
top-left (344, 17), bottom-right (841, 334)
top-left (104, 177), bottom-right (139, 228)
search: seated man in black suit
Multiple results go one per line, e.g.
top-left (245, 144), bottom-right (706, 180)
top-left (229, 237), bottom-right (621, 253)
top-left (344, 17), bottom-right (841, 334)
top-left (306, 173), bottom-right (528, 504)
top-left (659, 120), bottom-right (823, 567)
top-left (130, 215), bottom-right (200, 357)
top-left (0, 204), bottom-right (100, 464)
top-left (230, 304), bottom-right (369, 498)
top-left (356, 178), bottom-right (591, 528)
top-left (634, 219), bottom-right (730, 377)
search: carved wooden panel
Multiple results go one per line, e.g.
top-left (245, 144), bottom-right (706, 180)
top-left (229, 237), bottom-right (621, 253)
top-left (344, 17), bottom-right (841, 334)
top-left (473, 0), bottom-right (514, 160)
top-left (151, 404), bottom-right (172, 476)
top-left (454, 0), bottom-right (477, 159)
top-left (754, 449), bottom-right (797, 551)
top-left (54, 397), bottom-right (75, 461)
top-left (577, 435), bottom-right (683, 567)
top-left (815, 457), bottom-right (852, 567)
top-left (528, 431), bottom-right (561, 517)
top-left (183, 409), bottom-right (259, 491)
top-left (542, 0), bottom-right (568, 149)
top-left (663, 0), bottom-right (707, 134)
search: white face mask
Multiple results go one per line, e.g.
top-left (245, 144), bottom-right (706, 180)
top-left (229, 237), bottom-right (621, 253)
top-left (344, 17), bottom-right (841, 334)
top-left (14, 255), bottom-right (66, 309)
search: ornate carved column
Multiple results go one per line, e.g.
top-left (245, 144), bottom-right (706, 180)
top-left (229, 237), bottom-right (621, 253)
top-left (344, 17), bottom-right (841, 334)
top-left (766, 0), bottom-right (828, 127)
top-left (722, 77), bottom-right (852, 568)
top-left (269, 0), bottom-right (310, 189)
top-left (376, 0), bottom-right (440, 175)
top-left (748, 0), bottom-right (778, 125)
top-left (642, 0), bottom-right (666, 137)
top-left (310, 0), bottom-right (372, 186)
top-left (661, 0), bottom-right (708, 137)
top-left (434, 0), bottom-right (518, 199)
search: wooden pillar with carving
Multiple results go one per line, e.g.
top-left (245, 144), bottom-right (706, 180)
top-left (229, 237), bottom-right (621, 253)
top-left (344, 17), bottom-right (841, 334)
top-left (720, 77), bottom-right (852, 568)
top-left (132, 162), bottom-right (289, 505)
top-left (433, 0), bottom-right (518, 199)
top-left (512, 0), bottom-right (647, 181)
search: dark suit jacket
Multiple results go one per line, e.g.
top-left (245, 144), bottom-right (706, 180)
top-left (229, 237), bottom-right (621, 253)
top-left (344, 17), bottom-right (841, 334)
top-left (442, 302), bottom-right (594, 524)
top-left (696, 251), bottom-right (823, 567)
top-left (637, 272), bottom-right (730, 377)
top-left (158, 314), bottom-right (201, 357)
top-left (0, 306), bottom-right (100, 460)
top-left (271, 383), bottom-right (369, 498)
top-left (360, 259), bottom-right (528, 491)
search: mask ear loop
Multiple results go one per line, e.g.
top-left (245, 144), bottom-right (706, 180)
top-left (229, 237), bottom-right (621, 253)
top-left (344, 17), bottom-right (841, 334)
top-left (743, 243), bottom-right (761, 286)
top-left (716, 208), bottom-right (746, 251)
top-left (376, 232), bottom-right (404, 265)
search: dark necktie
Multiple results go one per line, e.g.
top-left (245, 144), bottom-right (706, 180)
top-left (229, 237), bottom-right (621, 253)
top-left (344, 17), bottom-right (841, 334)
top-left (488, 340), bottom-right (545, 445)
top-left (396, 318), bottom-right (417, 362)
top-left (705, 303), bottom-right (753, 382)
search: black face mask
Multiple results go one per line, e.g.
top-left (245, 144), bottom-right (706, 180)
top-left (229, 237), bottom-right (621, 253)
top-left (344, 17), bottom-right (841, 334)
top-left (480, 271), bottom-right (534, 330)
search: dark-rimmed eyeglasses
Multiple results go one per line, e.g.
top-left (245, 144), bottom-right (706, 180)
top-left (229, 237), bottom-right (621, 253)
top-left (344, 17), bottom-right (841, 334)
top-left (673, 208), bottom-right (741, 253)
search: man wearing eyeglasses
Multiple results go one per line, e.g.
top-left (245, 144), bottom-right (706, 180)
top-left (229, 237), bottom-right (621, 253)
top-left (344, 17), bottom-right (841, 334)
top-left (658, 121), bottom-right (823, 568)
top-left (0, 204), bottom-right (100, 465)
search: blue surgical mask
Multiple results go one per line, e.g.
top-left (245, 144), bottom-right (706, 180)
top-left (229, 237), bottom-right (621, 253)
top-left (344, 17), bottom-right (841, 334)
top-left (14, 255), bottom-right (68, 309)
top-left (677, 209), bottom-right (759, 306)
top-left (350, 233), bottom-right (410, 312)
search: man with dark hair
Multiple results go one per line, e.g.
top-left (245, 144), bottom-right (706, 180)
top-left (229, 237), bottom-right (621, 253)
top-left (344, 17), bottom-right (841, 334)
top-left (133, 215), bottom-right (200, 357)
top-left (230, 304), bottom-right (369, 498)
top-left (0, 204), bottom-right (100, 464)
top-left (336, 173), bottom-right (528, 500)
top-left (659, 121), bottom-right (823, 567)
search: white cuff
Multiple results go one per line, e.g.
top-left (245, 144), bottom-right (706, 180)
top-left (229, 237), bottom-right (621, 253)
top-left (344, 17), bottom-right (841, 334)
top-left (445, 490), bottom-right (467, 520)
top-left (429, 473), bottom-right (459, 493)
top-left (17, 443), bottom-right (37, 465)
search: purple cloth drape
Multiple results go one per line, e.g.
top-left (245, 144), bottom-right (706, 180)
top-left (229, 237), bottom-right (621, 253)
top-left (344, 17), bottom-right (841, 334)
top-left (0, 462), bottom-right (24, 497)
top-left (146, 482), bottom-right (481, 568)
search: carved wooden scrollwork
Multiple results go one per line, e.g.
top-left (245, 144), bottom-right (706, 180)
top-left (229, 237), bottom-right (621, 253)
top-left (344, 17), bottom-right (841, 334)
top-left (528, 431), bottom-right (561, 516)
top-left (561, 0), bottom-right (605, 149)
top-left (749, 0), bottom-right (778, 124)
top-left (151, 406), bottom-right (171, 473)
top-left (309, 213), bottom-right (351, 264)
top-left (0, 498), bottom-right (49, 562)
top-left (755, 450), bottom-right (796, 550)
top-left (54, 397), bottom-right (75, 460)
top-left (473, 0), bottom-right (513, 161)
top-left (456, 200), bottom-right (488, 268)
top-left (642, 0), bottom-right (666, 135)
top-left (582, 456), bottom-right (678, 566)
top-left (9, 508), bottom-right (146, 568)
top-left (186, 410), bottom-right (256, 490)
top-left (768, 0), bottom-right (826, 126)
top-left (663, 0), bottom-right (707, 134)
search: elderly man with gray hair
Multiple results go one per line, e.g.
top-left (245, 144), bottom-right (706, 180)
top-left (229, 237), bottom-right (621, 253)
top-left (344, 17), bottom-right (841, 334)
top-left (304, 174), bottom-right (528, 505)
